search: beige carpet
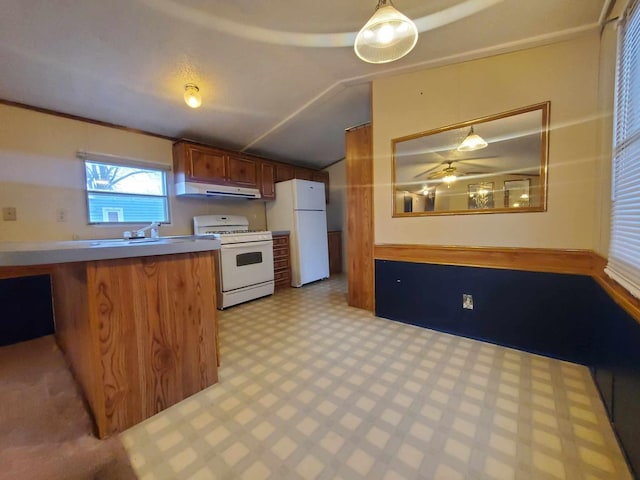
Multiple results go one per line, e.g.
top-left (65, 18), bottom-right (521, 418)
top-left (0, 335), bottom-right (137, 480)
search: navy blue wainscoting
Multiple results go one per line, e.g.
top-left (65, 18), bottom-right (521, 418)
top-left (375, 259), bottom-right (640, 479)
top-left (591, 286), bottom-right (640, 477)
top-left (0, 275), bottom-right (54, 346)
top-left (375, 260), bottom-right (599, 364)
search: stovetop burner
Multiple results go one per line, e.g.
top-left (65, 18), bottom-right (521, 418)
top-left (204, 229), bottom-right (270, 235)
top-left (193, 215), bottom-right (272, 244)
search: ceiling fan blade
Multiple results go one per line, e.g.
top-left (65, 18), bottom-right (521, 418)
top-left (428, 166), bottom-right (458, 179)
top-left (456, 155), bottom-right (499, 161)
top-left (414, 163), bottom-right (448, 179)
top-left (428, 170), bottom-right (448, 179)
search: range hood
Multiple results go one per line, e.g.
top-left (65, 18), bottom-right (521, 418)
top-left (175, 182), bottom-right (261, 199)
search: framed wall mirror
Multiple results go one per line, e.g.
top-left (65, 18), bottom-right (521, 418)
top-left (392, 102), bottom-right (549, 216)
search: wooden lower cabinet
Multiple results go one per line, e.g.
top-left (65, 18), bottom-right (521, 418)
top-left (328, 231), bottom-right (342, 274)
top-left (51, 252), bottom-right (218, 438)
top-left (272, 233), bottom-right (291, 289)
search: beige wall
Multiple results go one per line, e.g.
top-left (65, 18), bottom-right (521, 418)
top-left (373, 33), bottom-right (608, 250)
top-left (0, 104), bottom-right (267, 241)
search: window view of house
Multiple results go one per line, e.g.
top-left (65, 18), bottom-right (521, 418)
top-left (84, 160), bottom-right (169, 224)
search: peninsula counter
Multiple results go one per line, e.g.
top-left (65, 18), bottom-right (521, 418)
top-left (0, 237), bottom-right (221, 438)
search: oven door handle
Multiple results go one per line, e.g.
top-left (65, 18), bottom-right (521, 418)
top-left (221, 240), bottom-right (273, 249)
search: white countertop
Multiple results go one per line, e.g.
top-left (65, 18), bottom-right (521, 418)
top-left (0, 236), bottom-right (221, 266)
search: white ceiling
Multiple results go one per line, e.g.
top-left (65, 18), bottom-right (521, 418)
top-left (0, 0), bottom-right (610, 168)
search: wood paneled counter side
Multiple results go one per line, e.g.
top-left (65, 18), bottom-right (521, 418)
top-left (0, 238), bottom-right (221, 438)
top-left (53, 252), bottom-right (218, 438)
top-left (272, 232), bottom-right (291, 289)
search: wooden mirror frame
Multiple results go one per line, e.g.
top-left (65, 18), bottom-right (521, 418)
top-left (392, 102), bottom-right (550, 216)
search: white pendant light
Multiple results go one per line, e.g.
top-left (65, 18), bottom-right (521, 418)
top-left (184, 84), bottom-right (202, 108)
top-left (457, 126), bottom-right (488, 152)
top-left (354, 0), bottom-right (418, 64)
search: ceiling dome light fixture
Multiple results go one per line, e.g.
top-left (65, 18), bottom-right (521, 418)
top-left (184, 83), bottom-right (202, 108)
top-left (457, 126), bottom-right (488, 152)
top-left (354, 0), bottom-right (418, 64)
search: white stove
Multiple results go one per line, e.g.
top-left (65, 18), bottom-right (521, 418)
top-left (194, 215), bottom-right (272, 242)
top-left (199, 231), bottom-right (273, 244)
top-left (193, 215), bottom-right (274, 309)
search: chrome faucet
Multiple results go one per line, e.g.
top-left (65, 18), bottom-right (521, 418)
top-left (125, 222), bottom-right (160, 240)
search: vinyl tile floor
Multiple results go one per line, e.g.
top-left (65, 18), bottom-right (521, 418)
top-left (121, 275), bottom-right (632, 480)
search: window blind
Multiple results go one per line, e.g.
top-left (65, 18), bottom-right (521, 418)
top-left (605, 0), bottom-right (640, 299)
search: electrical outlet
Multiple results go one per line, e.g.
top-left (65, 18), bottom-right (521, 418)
top-left (56, 208), bottom-right (68, 222)
top-left (2, 207), bottom-right (17, 221)
top-left (462, 294), bottom-right (474, 310)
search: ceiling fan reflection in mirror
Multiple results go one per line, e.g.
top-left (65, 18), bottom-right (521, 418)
top-left (428, 161), bottom-right (459, 184)
top-left (414, 155), bottom-right (500, 185)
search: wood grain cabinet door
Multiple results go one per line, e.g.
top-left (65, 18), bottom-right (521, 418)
top-left (275, 164), bottom-right (295, 183)
top-left (272, 233), bottom-right (291, 288)
top-left (294, 168), bottom-right (313, 181)
top-left (260, 161), bottom-right (276, 199)
top-left (227, 155), bottom-right (258, 187)
top-left (312, 171), bottom-right (330, 203)
top-left (328, 231), bottom-right (342, 274)
top-left (188, 148), bottom-right (226, 183)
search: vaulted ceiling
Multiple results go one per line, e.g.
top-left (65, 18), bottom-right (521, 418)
top-left (0, 0), bottom-right (610, 168)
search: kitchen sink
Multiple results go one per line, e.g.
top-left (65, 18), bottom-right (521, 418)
top-left (86, 236), bottom-right (205, 247)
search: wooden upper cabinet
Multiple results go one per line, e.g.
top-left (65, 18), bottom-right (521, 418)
top-left (173, 141), bottom-right (257, 189)
top-left (312, 170), bottom-right (330, 204)
top-left (275, 163), bottom-right (295, 183)
top-left (273, 162), bottom-right (330, 203)
top-left (173, 141), bottom-right (329, 202)
top-left (294, 168), bottom-right (313, 181)
top-left (189, 148), bottom-right (227, 183)
top-left (259, 161), bottom-right (276, 200)
top-left (227, 155), bottom-right (258, 187)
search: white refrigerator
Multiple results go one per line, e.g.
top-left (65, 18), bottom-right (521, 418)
top-left (266, 179), bottom-right (330, 287)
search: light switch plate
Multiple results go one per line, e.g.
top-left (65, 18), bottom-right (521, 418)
top-left (463, 294), bottom-right (474, 310)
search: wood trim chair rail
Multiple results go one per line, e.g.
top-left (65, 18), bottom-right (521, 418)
top-left (374, 244), bottom-right (640, 324)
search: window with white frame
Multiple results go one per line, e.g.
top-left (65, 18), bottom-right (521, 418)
top-left (81, 153), bottom-right (170, 224)
top-left (605, 0), bottom-right (640, 299)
